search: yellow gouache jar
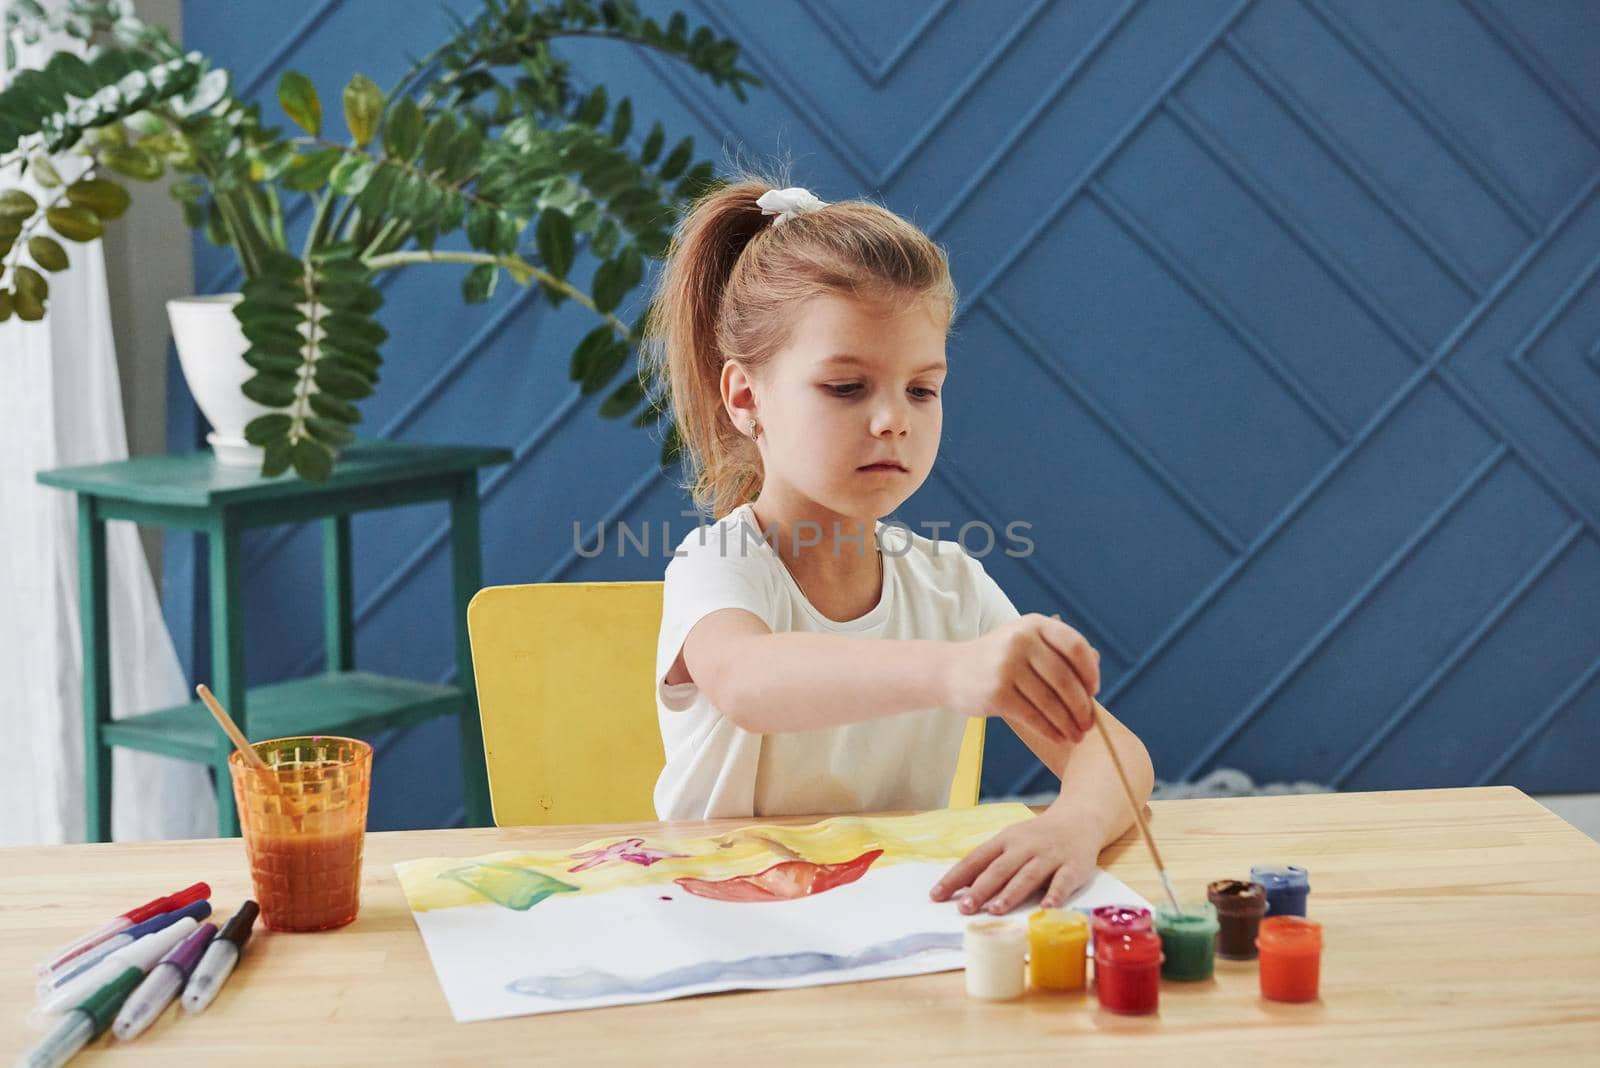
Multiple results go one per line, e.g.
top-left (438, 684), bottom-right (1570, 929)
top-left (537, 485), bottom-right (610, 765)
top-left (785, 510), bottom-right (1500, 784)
top-left (1027, 909), bottom-right (1089, 991)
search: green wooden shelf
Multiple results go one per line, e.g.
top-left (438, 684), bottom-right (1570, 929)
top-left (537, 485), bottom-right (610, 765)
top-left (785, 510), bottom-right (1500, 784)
top-left (37, 440), bottom-right (509, 839)
top-left (101, 671), bottom-right (465, 764)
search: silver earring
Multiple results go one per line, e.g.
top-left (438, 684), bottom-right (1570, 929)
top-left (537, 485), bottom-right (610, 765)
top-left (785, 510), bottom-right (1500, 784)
top-left (748, 418), bottom-right (760, 439)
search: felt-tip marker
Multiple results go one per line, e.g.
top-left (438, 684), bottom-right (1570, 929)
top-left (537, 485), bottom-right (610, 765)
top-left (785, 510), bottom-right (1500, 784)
top-left (30, 918), bottom-right (200, 1028)
top-left (182, 901), bottom-right (259, 1014)
top-left (17, 969), bottom-right (143, 1068)
top-left (33, 882), bottom-right (209, 978)
top-left (111, 922), bottom-right (217, 1040)
top-left (40, 900), bottom-right (212, 992)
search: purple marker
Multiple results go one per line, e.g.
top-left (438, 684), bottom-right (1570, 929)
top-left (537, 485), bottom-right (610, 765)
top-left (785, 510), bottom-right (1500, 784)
top-left (40, 900), bottom-right (212, 992)
top-left (111, 922), bottom-right (217, 1040)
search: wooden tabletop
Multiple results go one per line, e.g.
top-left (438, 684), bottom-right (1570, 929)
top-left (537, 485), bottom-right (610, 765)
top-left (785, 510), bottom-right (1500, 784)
top-left (3, 787), bottom-right (1597, 1065)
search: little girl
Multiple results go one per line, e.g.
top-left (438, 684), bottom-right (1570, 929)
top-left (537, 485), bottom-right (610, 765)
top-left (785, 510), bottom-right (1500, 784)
top-left (642, 174), bottom-right (1154, 916)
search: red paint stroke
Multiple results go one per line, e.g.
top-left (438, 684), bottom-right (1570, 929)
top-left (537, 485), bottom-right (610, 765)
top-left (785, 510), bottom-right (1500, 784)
top-left (674, 849), bottom-right (884, 903)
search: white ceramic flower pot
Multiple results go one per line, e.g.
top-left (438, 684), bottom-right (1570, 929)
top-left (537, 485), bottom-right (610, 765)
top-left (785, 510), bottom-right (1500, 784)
top-left (167, 293), bottom-right (274, 466)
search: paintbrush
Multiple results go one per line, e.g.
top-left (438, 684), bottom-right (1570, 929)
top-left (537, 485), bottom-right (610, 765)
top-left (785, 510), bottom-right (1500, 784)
top-left (1048, 615), bottom-right (1183, 915)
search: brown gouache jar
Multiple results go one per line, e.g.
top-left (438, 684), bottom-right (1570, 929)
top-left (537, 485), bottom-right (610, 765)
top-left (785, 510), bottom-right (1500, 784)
top-left (1207, 879), bottom-right (1268, 960)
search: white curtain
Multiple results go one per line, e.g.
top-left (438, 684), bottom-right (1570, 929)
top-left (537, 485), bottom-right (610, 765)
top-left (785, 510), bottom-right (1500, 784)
top-left (1, 6), bottom-right (215, 844)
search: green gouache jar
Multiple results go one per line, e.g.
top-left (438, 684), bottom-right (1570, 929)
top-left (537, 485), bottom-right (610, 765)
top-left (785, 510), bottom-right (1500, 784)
top-left (1154, 902), bottom-right (1219, 981)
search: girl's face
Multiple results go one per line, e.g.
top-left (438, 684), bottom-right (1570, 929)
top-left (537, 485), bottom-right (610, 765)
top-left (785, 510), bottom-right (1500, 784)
top-left (727, 291), bottom-right (948, 524)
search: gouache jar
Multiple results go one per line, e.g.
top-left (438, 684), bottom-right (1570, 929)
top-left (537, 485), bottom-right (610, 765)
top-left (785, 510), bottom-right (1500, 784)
top-left (964, 918), bottom-right (1026, 1000)
top-left (1028, 909), bottom-right (1089, 992)
top-left (1089, 904), bottom-right (1152, 945)
top-left (1257, 916), bottom-right (1323, 1002)
top-left (1094, 928), bottom-right (1162, 1015)
top-left (1154, 902), bottom-right (1219, 981)
top-left (1250, 865), bottom-right (1310, 917)
top-left (1207, 879), bottom-right (1268, 960)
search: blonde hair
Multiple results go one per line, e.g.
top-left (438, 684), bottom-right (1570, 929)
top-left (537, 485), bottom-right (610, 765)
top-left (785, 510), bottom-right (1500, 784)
top-left (643, 169), bottom-right (957, 519)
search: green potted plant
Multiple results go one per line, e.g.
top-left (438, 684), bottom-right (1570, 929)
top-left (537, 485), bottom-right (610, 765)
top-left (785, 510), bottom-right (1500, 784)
top-left (0, 0), bottom-right (759, 477)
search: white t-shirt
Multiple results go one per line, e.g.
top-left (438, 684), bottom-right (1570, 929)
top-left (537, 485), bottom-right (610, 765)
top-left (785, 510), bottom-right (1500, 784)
top-left (654, 503), bottom-right (1021, 821)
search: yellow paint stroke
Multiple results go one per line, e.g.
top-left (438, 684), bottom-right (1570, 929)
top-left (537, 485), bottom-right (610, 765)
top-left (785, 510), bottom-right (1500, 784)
top-left (396, 803), bottom-right (1035, 912)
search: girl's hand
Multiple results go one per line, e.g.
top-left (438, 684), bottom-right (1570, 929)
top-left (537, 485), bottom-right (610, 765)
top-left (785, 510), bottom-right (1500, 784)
top-left (929, 810), bottom-right (1100, 914)
top-left (943, 614), bottom-right (1099, 746)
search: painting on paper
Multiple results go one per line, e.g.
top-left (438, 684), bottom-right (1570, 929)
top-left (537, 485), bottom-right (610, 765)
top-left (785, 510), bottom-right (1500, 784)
top-left (395, 803), bottom-right (1150, 1021)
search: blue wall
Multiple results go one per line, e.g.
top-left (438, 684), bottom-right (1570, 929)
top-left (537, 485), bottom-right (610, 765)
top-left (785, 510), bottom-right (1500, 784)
top-left (178, 0), bottom-right (1600, 828)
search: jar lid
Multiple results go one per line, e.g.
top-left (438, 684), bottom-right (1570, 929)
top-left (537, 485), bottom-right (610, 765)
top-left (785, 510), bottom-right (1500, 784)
top-left (1207, 879), bottom-right (1267, 914)
top-left (1094, 927), bottom-right (1162, 965)
top-left (1249, 865), bottom-right (1309, 891)
top-left (1257, 916), bottom-right (1322, 953)
top-left (1029, 908), bottom-right (1089, 936)
top-left (1155, 901), bottom-right (1219, 933)
top-left (1090, 904), bottom-right (1152, 932)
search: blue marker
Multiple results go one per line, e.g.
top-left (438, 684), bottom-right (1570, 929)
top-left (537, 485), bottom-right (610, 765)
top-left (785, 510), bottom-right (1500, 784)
top-left (40, 900), bottom-right (212, 992)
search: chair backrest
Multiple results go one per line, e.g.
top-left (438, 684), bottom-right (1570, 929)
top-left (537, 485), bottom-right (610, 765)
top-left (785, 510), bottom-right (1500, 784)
top-left (468, 581), bottom-right (986, 827)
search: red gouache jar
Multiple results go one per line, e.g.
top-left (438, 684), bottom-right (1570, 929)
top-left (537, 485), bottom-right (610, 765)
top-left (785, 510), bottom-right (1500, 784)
top-left (1094, 927), bottom-right (1162, 1015)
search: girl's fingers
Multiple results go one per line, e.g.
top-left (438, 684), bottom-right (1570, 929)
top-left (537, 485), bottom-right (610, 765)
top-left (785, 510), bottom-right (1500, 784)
top-left (1041, 864), bottom-right (1089, 909)
top-left (1010, 681), bottom-right (1069, 748)
top-left (985, 858), bottom-right (1056, 915)
top-left (930, 837), bottom-right (1005, 902)
top-left (958, 849), bottom-right (1028, 915)
top-left (1026, 654), bottom-right (1088, 744)
top-left (1039, 622), bottom-right (1100, 731)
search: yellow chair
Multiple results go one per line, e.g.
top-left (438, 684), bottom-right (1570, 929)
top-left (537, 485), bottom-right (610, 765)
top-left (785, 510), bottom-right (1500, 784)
top-left (468, 581), bottom-right (986, 827)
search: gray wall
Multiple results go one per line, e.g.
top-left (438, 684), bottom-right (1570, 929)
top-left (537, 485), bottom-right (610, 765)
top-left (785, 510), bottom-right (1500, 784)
top-left (103, 0), bottom-right (189, 578)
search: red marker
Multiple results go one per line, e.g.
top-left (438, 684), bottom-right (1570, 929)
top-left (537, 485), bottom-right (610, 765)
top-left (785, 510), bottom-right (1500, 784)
top-left (34, 882), bottom-right (210, 978)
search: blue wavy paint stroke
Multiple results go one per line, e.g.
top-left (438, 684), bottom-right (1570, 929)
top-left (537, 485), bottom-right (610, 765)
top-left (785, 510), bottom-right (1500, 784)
top-left (506, 931), bottom-right (963, 1000)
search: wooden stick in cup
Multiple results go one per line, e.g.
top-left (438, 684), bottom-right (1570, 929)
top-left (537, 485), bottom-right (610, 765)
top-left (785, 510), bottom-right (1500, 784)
top-left (1048, 615), bottom-right (1183, 915)
top-left (196, 685), bottom-right (270, 773)
top-left (197, 684), bottom-right (303, 827)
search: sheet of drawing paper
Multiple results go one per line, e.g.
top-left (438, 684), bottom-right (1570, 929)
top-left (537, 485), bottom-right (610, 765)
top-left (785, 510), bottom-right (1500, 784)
top-left (395, 804), bottom-right (1151, 1021)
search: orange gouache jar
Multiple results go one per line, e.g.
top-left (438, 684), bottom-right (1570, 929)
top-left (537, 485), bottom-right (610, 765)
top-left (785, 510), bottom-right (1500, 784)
top-left (1257, 916), bottom-right (1323, 1002)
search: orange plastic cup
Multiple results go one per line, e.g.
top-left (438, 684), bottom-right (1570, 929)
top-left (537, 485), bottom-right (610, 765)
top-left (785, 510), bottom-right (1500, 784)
top-left (229, 736), bottom-right (371, 932)
top-left (1257, 916), bottom-right (1322, 1002)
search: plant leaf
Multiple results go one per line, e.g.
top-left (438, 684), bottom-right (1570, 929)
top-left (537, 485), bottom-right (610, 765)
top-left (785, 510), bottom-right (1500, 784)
top-left (278, 70), bottom-right (322, 137)
top-left (242, 373), bottom-right (298, 407)
top-left (308, 391), bottom-right (362, 424)
top-left (568, 324), bottom-right (615, 382)
top-left (535, 208), bottom-right (574, 279)
top-left (261, 438), bottom-right (292, 478)
top-left (291, 438), bottom-right (333, 481)
top-left (591, 256), bottom-right (628, 314)
top-left (244, 413), bottom-right (292, 445)
top-left (98, 145), bottom-right (163, 181)
top-left (0, 189), bottom-right (39, 220)
top-left (27, 235), bottom-right (67, 271)
top-left (383, 97), bottom-right (424, 161)
top-left (342, 73), bottom-right (381, 147)
top-left (45, 205), bottom-right (103, 241)
top-left (282, 147), bottom-right (341, 192)
top-left (66, 178), bottom-right (131, 218)
top-left (462, 262), bottom-right (498, 303)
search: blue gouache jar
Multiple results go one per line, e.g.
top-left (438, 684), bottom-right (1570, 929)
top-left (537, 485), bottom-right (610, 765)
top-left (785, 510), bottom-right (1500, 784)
top-left (1250, 865), bottom-right (1310, 917)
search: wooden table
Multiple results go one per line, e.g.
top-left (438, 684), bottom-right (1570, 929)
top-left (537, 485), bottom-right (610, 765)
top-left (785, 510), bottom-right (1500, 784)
top-left (3, 788), bottom-right (1597, 1065)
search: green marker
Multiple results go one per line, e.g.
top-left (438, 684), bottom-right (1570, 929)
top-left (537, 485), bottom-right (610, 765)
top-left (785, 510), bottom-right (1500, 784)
top-left (1154, 901), bottom-right (1220, 981)
top-left (19, 968), bottom-right (143, 1068)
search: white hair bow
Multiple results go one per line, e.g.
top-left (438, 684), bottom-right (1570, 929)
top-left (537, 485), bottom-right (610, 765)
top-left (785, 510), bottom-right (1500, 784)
top-left (756, 186), bottom-right (828, 227)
